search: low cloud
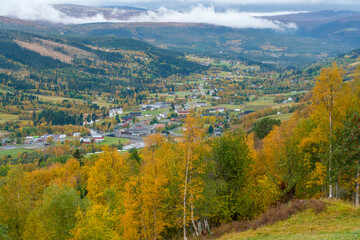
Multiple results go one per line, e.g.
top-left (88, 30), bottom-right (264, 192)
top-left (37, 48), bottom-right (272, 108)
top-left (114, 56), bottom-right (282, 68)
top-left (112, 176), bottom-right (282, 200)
top-left (0, 0), bottom-right (110, 24)
top-left (0, 1), bottom-right (298, 30)
top-left (127, 5), bottom-right (298, 30)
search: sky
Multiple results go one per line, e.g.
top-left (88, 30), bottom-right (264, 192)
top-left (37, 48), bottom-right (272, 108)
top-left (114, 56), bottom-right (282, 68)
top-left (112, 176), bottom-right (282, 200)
top-left (0, 0), bottom-right (359, 29)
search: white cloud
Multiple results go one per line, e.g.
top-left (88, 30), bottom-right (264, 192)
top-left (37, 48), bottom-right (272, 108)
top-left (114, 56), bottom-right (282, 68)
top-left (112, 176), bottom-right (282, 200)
top-left (0, 1), bottom-right (298, 30)
top-left (126, 5), bottom-right (298, 30)
top-left (0, 0), bottom-right (111, 24)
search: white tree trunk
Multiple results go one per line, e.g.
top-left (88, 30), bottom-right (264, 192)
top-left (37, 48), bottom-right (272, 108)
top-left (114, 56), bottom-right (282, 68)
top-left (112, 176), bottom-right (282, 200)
top-left (190, 176), bottom-right (199, 236)
top-left (329, 108), bottom-right (333, 199)
top-left (183, 143), bottom-right (191, 240)
top-left (356, 164), bottom-right (359, 207)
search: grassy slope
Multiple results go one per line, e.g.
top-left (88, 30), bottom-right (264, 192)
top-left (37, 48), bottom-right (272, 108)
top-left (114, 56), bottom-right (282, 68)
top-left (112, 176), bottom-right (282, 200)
top-left (218, 200), bottom-right (360, 240)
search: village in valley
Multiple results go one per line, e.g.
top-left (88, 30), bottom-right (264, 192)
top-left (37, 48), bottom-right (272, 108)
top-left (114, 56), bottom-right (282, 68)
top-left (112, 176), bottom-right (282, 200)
top-left (0, 51), bottom-right (305, 160)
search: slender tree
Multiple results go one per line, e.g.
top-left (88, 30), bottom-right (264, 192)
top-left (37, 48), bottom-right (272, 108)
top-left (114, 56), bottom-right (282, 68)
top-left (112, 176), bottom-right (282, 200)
top-left (312, 62), bottom-right (345, 198)
top-left (336, 111), bottom-right (360, 206)
top-left (177, 115), bottom-right (206, 239)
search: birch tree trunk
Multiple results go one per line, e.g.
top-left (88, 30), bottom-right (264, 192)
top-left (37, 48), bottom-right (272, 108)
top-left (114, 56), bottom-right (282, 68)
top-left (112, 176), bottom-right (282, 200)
top-left (183, 143), bottom-right (191, 240)
top-left (356, 163), bottom-right (359, 207)
top-left (329, 108), bottom-right (333, 199)
top-left (190, 176), bottom-right (200, 236)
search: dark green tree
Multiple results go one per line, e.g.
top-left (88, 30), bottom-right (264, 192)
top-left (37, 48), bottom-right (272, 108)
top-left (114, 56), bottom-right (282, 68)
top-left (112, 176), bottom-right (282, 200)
top-left (252, 117), bottom-right (281, 139)
top-left (336, 110), bottom-right (360, 206)
top-left (212, 130), bottom-right (253, 220)
top-left (73, 149), bottom-right (82, 161)
top-left (208, 125), bottom-right (214, 134)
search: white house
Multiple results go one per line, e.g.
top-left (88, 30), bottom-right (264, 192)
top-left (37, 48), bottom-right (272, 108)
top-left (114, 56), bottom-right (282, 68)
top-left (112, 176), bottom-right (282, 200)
top-left (194, 102), bottom-right (207, 108)
top-left (109, 108), bottom-right (123, 118)
top-left (92, 134), bottom-right (105, 143)
top-left (157, 113), bottom-right (166, 121)
top-left (215, 107), bottom-right (226, 113)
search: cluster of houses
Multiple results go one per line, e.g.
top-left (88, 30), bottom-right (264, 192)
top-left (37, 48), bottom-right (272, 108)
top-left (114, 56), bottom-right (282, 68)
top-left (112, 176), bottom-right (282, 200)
top-left (282, 97), bottom-right (294, 104)
top-left (200, 61), bottom-right (211, 66)
top-left (120, 112), bottom-right (143, 124)
top-left (141, 102), bottom-right (170, 111)
top-left (23, 132), bottom-right (106, 145)
top-left (119, 123), bottom-right (155, 137)
top-left (207, 107), bottom-right (226, 113)
top-left (79, 134), bottom-right (105, 144)
top-left (109, 108), bottom-right (123, 117)
top-left (25, 134), bottom-right (67, 144)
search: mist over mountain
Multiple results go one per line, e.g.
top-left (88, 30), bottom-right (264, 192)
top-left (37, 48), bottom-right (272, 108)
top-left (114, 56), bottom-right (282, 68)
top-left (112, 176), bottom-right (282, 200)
top-left (1, 3), bottom-right (360, 67)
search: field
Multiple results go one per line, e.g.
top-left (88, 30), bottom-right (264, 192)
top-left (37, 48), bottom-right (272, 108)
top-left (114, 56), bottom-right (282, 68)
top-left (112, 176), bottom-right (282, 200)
top-left (32, 93), bottom-right (115, 108)
top-left (150, 90), bottom-right (193, 101)
top-left (0, 148), bottom-right (35, 158)
top-left (139, 109), bottom-right (168, 119)
top-left (32, 94), bottom-right (82, 104)
top-left (218, 200), bottom-right (360, 240)
top-left (243, 97), bottom-right (277, 111)
top-left (0, 112), bottom-right (19, 123)
top-left (260, 113), bottom-right (294, 122)
top-left (97, 136), bottom-right (129, 146)
top-left (92, 99), bottom-right (114, 108)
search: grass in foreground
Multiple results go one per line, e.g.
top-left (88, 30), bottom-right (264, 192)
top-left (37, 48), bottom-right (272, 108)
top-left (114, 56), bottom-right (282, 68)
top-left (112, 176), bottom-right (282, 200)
top-left (217, 200), bottom-right (360, 240)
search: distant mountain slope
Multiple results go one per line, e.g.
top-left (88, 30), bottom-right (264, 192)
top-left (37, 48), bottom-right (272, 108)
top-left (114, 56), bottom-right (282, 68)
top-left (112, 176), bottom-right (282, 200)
top-left (267, 10), bottom-right (360, 45)
top-left (1, 8), bottom-right (360, 67)
top-left (266, 10), bottom-right (360, 31)
top-left (0, 30), bottom-right (207, 94)
top-left (61, 21), bottom-right (351, 67)
top-left (0, 16), bottom-right (57, 35)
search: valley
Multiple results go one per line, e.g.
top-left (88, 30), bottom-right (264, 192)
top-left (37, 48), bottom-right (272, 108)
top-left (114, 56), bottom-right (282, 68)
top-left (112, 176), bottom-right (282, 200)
top-left (1, 4), bottom-right (360, 240)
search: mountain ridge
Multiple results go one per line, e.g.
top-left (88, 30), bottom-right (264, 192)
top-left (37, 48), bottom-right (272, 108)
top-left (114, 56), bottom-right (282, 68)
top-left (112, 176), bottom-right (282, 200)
top-left (1, 8), bottom-right (360, 67)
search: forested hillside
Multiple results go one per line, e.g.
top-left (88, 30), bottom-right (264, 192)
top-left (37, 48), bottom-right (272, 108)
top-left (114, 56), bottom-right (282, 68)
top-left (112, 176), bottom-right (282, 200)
top-left (0, 29), bottom-right (208, 122)
top-left (0, 30), bottom-right (207, 93)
